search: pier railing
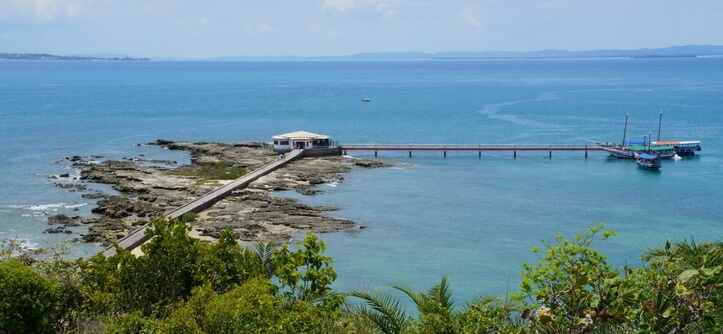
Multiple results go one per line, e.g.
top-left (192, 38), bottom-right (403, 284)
top-left (340, 144), bottom-right (601, 158)
top-left (341, 144), bottom-right (600, 151)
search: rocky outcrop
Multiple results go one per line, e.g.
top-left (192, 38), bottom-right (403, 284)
top-left (52, 140), bottom-right (384, 247)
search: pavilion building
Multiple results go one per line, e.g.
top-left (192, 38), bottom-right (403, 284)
top-left (272, 131), bottom-right (333, 152)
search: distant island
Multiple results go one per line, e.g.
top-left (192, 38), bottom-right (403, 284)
top-left (0, 53), bottom-right (150, 61)
top-left (343, 45), bottom-right (723, 60)
top-left (211, 45), bottom-right (723, 61)
top-left (4, 45), bottom-right (723, 61)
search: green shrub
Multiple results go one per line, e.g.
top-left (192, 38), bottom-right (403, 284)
top-left (0, 259), bottom-right (62, 334)
top-left (162, 279), bottom-right (281, 333)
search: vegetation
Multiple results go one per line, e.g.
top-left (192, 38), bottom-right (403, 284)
top-left (173, 161), bottom-right (247, 183)
top-left (2, 218), bottom-right (722, 333)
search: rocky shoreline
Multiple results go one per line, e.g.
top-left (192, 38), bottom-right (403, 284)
top-left (49, 140), bottom-right (389, 247)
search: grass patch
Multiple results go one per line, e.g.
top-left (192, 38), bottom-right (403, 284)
top-left (180, 212), bottom-right (199, 222)
top-left (173, 161), bottom-right (247, 181)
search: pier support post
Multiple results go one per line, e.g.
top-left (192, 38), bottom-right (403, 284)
top-left (409, 150), bottom-right (412, 158)
top-left (549, 151), bottom-right (552, 158)
top-left (444, 151), bottom-right (446, 158)
top-left (374, 151), bottom-right (377, 157)
top-left (514, 151), bottom-right (517, 159)
top-left (478, 151), bottom-right (481, 159)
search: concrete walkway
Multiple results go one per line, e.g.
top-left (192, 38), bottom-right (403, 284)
top-left (102, 149), bottom-right (304, 257)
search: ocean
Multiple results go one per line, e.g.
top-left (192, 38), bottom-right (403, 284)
top-left (2, 58), bottom-right (722, 303)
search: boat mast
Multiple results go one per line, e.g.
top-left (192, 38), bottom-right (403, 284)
top-left (622, 113), bottom-right (628, 145)
top-left (657, 109), bottom-right (663, 141)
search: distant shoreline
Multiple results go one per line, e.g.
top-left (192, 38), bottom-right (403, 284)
top-left (0, 53), bottom-right (150, 61)
top-left (4, 45), bottom-right (723, 61)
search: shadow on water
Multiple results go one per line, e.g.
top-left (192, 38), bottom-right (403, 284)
top-left (636, 167), bottom-right (662, 174)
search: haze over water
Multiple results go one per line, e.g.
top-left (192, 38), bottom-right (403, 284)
top-left (2, 58), bottom-right (722, 303)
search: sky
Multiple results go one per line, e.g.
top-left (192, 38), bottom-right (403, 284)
top-left (1, 0), bottom-right (722, 58)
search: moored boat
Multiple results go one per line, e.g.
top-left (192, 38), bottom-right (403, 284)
top-left (596, 112), bottom-right (696, 159)
top-left (596, 113), bottom-right (635, 158)
top-left (651, 111), bottom-right (702, 156)
top-left (627, 143), bottom-right (676, 159)
top-left (597, 140), bottom-right (675, 159)
top-left (635, 152), bottom-right (662, 170)
top-left (652, 140), bottom-right (702, 156)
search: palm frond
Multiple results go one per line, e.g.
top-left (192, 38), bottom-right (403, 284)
top-left (252, 242), bottom-right (277, 277)
top-left (428, 276), bottom-right (455, 311)
top-left (391, 283), bottom-right (428, 311)
top-left (349, 289), bottom-right (409, 334)
top-left (465, 295), bottom-right (501, 309)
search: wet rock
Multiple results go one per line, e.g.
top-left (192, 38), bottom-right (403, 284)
top-left (47, 214), bottom-right (81, 226)
top-left (353, 159), bottom-right (390, 168)
top-left (44, 226), bottom-right (72, 234)
top-left (61, 140), bottom-right (374, 247)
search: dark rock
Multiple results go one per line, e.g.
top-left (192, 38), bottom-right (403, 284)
top-left (44, 226), bottom-right (72, 234)
top-left (47, 214), bottom-right (73, 225)
top-left (81, 192), bottom-right (107, 199)
top-left (354, 159), bottom-right (389, 168)
top-left (151, 139), bottom-right (175, 145)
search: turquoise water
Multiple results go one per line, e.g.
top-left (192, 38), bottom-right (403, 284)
top-left (2, 58), bottom-right (723, 302)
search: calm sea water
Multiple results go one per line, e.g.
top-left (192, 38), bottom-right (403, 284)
top-left (2, 58), bottom-right (723, 302)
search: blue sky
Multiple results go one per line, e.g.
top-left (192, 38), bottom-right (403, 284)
top-left (1, 0), bottom-right (722, 58)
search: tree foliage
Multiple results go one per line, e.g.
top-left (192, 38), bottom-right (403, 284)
top-left (0, 259), bottom-right (62, 334)
top-left (274, 231), bottom-right (340, 306)
top-left (3, 218), bottom-right (723, 333)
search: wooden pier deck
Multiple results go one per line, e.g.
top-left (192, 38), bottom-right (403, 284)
top-left (341, 144), bottom-right (602, 158)
top-left (101, 149), bottom-right (304, 257)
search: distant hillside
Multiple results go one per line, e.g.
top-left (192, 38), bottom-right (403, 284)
top-left (0, 53), bottom-right (149, 61)
top-left (346, 45), bottom-right (723, 60)
top-left (5, 45), bottom-right (723, 61)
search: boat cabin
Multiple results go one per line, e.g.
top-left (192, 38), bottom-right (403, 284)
top-left (272, 131), bottom-right (331, 152)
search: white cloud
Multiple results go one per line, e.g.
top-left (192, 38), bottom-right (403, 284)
top-left (322, 0), bottom-right (357, 12)
top-left (376, 3), bottom-right (396, 19)
top-left (257, 23), bottom-right (279, 33)
top-left (0, 0), bottom-right (86, 22)
top-left (457, 7), bottom-right (481, 28)
top-left (241, 23), bottom-right (281, 34)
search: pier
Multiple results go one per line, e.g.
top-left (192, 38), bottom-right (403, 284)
top-left (101, 149), bottom-right (305, 257)
top-left (100, 142), bottom-right (598, 257)
top-left (341, 144), bottom-right (602, 158)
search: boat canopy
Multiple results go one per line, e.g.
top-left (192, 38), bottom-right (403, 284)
top-left (638, 153), bottom-right (659, 160)
top-left (627, 145), bottom-right (674, 151)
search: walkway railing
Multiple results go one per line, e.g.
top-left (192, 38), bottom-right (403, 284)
top-left (341, 144), bottom-right (601, 158)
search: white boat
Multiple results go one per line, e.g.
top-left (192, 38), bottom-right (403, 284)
top-left (596, 113), bottom-right (635, 158)
top-left (652, 140), bottom-right (702, 156)
top-left (635, 152), bottom-right (661, 170)
top-left (651, 111), bottom-right (702, 156)
top-left (595, 113), bottom-right (678, 159)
